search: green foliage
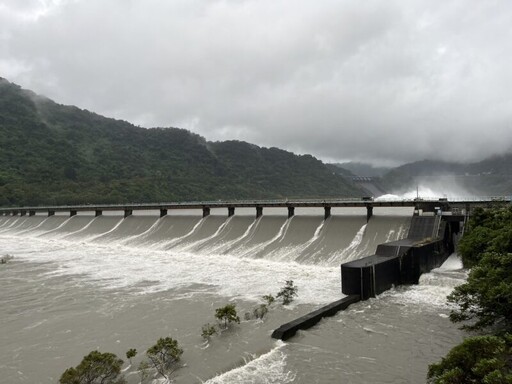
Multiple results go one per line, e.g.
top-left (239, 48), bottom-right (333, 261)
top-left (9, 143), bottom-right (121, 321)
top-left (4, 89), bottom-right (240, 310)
top-left (277, 280), bottom-right (298, 305)
top-left (458, 207), bottom-right (512, 267)
top-left (201, 323), bottom-right (217, 340)
top-left (146, 337), bottom-right (183, 380)
top-left (427, 334), bottom-right (512, 384)
top-left (215, 304), bottom-right (240, 329)
top-left (450, 207), bottom-right (512, 330)
top-left (262, 294), bottom-right (275, 306)
top-left (448, 251), bottom-right (512, 331)
top-left (125, 348), bottom-right (137, 364)
top-left (0, 78), bottom-right (363, 206)
top-left (59, 350), bottom-right (125, 384)
top-left (429, 206), bottom-right (512, 383)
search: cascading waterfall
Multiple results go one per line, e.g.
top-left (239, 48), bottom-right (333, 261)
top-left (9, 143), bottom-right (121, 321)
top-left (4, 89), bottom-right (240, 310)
top-left (203, 217), bottom-right (260, 254)
top-left (36, 217), bottom-right (74, 238)
top-left (86, 217), bottom-right (125, 242)
top-left (120, 217), bottom-right (162, 245)
top-left (327, 223), bottom-right (367, 264)
top-left (15, 217), bottom-right (50, 236)
top-left (161, 217), bottom-right (206, 250)
top-left (60, 216), bottom-right (99, 239)
top-left (237, 217), bottom-right (294, 258)
top-left (174, 216), bottom-right (234, 252)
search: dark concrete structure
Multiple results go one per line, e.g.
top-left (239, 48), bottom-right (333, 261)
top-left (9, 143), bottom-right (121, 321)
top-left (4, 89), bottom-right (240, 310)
top-left (272, 213), bottom-right (464, 341)
top-left (341, 215), bottom-right (458, 299)
top-left (271, 295), bottom-right (360, 340)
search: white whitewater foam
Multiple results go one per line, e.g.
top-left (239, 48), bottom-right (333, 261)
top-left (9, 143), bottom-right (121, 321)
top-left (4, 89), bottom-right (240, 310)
top-left (382, 254), bottom-right (467, 307)
top-left (36, 217), bottom-right (73, 237)
top-left (175, 216), bottom-right (233, 252)
top-left (272, 219), bottom-right (326, 262)
top-left (202, 218), bottom-right (259, 254)
top-left (15, 217), bottom-right (51, 236)
top-left (237, 218), bottom-right (293, 258)
top-left (0, 232), bottom-right (342, 305)
top-left (0, 217), bottom-right (23, 233)
top-left (327, 224), bottom-right (367, 264)
top-left (160, 217), bottom-right (205, 250)
top-left (85, 217), bottom-right (125, 242)
top-left (120, 217), bottom-right (162, 245)
top-left (203, 341), bottom-right (295, 384)
top-left (60, 216), bottom-right (98, 239)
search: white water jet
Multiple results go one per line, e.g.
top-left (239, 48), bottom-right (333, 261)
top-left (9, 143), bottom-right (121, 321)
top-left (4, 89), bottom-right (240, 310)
top-left (271, 219), bottom-right (326, 262)
top-left (161, 217), bottom-right (205, 250)
top-left (327, 224), bottom-right (367, 264)
top-left (36, 217), bottom-right (73, 238)
top-left (85, 217), bottom-right (125, 242)
top-left (205, 217), bottom-right (261, 255)
top-left (15, 217), bottom-right (50, 236)
top-left (60, 216), bottom-right (98, 239)
top-left (175, 216), bottom-right (233, 252)
top-left (237, 217), bottom-right (293, 258)
top-left (119, 217), bottom-right (162, 245)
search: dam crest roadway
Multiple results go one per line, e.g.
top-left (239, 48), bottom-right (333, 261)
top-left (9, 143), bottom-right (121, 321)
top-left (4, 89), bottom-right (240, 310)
top-left (1, 196), bottom-right (510, 219)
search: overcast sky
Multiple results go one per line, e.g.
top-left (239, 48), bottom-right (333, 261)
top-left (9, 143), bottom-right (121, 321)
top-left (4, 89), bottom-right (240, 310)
top-left (1, 0), bottom-right (512, 166)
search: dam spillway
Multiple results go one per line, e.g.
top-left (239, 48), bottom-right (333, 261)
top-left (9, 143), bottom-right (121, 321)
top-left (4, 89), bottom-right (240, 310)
top-left (0, 206), bottom-right (467, 383)
top-left (0, 207), bottom-right (412, 265)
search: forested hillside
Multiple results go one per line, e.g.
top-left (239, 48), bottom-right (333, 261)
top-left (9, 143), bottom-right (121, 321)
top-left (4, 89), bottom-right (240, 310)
top-left (0, 78), bottom-right (362, 206)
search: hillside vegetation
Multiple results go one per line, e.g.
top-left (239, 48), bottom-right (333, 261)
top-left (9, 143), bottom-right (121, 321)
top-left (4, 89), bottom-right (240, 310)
top-left (428, 206), bottom-right (512, 383)
top-left (0, 78), bottom-right (362, 206)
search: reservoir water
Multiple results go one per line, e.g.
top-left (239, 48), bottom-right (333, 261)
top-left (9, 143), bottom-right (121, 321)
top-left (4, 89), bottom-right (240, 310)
top-left (0, 208), bottom-right (465, 383)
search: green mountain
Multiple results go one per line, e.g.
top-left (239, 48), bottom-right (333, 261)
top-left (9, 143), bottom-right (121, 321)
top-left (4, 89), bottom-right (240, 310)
top-left (0, 78), bottom-right (362, 206)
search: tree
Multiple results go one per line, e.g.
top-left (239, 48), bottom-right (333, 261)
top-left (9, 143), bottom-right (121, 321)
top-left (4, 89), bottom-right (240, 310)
top-left (428, 207), bottom-right (512, 383)
top-left (59, 350), bottom-right (125, 384)
top-left (201, 323), bottom-right (217, 340)
top-left (277, 280), bottom-right (298, 305)
top-left (146, 337), bottom-right (183, 381)
top-left (215, 304), bottom-right (240, 329)
top-left (125, 348), bottom-right (137, 365)
top-left (262, 294), bottom-right (275, 306)
top-left (427, 334), bottom-right (512, 384)
top-left (448, 252), bottom-right (512, 331)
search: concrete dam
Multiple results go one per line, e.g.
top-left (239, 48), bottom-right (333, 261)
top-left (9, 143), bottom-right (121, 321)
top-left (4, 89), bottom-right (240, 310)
top-left (0, 198), bottom-right (504, 382)
top-left (0, 206), bottom-right (415, 266)
top-left (0, 198), bottom-right (503, 342)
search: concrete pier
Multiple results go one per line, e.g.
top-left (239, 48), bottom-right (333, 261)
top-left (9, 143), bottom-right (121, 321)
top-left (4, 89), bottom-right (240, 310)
top-left (271, 295), bottom-right (360, 340)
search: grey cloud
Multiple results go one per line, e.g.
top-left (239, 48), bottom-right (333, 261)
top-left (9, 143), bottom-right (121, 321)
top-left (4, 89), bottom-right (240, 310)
top-left (1, 0), bottom-right (512, 165)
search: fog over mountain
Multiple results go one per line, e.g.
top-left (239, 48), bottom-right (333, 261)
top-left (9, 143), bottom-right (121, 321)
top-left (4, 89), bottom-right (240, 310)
top-left (1, 1), bottom-right (512, 166)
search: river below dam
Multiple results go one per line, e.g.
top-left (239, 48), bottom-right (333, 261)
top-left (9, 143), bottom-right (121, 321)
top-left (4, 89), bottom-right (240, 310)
top-left (0, 208), bottom-right (465, 383)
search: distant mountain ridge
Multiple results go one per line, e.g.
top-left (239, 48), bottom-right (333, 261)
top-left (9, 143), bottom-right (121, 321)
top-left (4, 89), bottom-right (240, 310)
top-left (0, 78), bottom-right (362, 206)
top-left (333, 162), bottom-right (391, 177)
top-left (380, 157), bottom-right (512, 195)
